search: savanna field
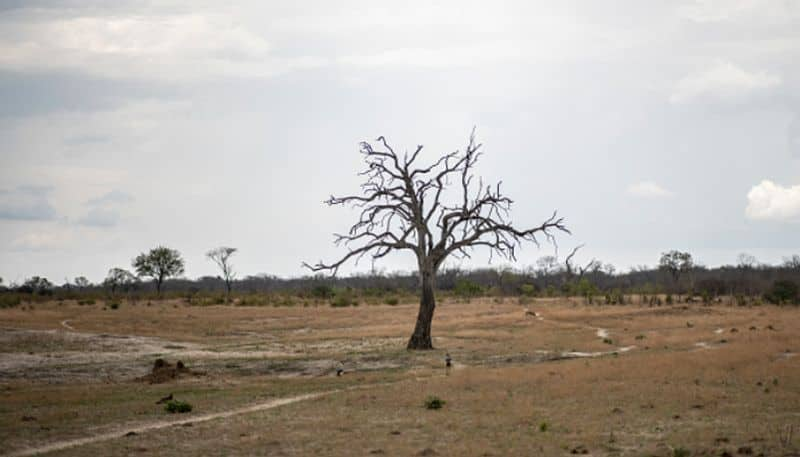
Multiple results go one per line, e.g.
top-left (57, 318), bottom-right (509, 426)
top-left (1, 296), bottom-right (798, 457)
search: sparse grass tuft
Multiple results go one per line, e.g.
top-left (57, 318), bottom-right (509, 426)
top-left (672, 447), bottom-right (690, 457)
top-left (424, 396), bottom-right (446, 410)
top-left (539, 421), bottom-right (549, 432)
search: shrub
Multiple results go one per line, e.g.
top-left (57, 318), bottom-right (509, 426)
top-left (765, 280), bottom-right (799, 305)
top-left (454, 279), bottom-right (482, 298)
top-left (424, 396), bottom-right (446, 410)
top-left (331, 289), bottom-right (357, 307)
top-left (539, 421), bottom-right (548, 432)
top-left (109, 302), bottom-right (120, 310)
top-left (672, 447), bottom-right (690, 457)
top-left (519, 284), bottom-right (537, 297)
top-left (0, 294), bottom-right (22, 308)
top-left (385, 297), bottom-right (399, 306)
top-left (311, 284), bottom-right (335, 299)
top-left (164, 400), bottom-right (192, 413)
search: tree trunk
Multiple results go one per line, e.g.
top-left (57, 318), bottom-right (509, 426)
top-left (407, 269), bottom-right (436, 350)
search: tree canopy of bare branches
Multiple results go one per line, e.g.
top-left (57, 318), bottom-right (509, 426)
top-left (305, 130), bottom-right (569, 349)
top-left (207, 247), bottom-right (237, 301)
top-left (564, 244), bottom-right (601, 282)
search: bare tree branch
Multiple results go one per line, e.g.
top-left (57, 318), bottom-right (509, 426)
top-left (305, 130), bottom-right (569, 277)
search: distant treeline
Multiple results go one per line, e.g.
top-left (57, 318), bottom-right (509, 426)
top-left (3, 253), bottom-right (799, 306)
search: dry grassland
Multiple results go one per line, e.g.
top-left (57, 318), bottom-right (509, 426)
top-left (1, 298), bottom-right (798, 456)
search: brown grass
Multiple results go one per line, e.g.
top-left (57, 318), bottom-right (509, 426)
top-left (1, 298), bottom-right (798, 456)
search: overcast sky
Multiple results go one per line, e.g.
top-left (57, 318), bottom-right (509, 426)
top-left (1, 0), bottom-right (799, 284)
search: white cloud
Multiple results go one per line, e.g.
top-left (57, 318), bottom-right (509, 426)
top-left (680, 0), bottom-right (769, 23)
top-left (670, 60), bottom-right (781, 104)
top-left (339, 42), bottom-right (524, 69)
top-left (10, 231), bottom-right (71, 251)
top-left (678, 0), bottom-right (799, 24)
top-left (0, 13), bottom-right (326, 82)
top-left (627, 181), bottom-right (674, 198)
top-left (745, 180), bottom-right (800, 221)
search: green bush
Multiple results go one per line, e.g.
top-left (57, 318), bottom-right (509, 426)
top-left (164, 400), bottom-right (192, 413)
top-left (454, 279), bottom-right (482, 298)
top-left (311, 284), bottom-right (335, 299)
top-left (0, 294), bottom-right (22, 308)
top-left (331, 289), bottom-right (357, 307)
top-left (765, 280), bottom-right (799, 305)
top-left (385, 297), bottom-right (399, 306)
top-left (109, 302), bottom-right (120, 310)
top-left (424, 396), bottom-right (446, 410)
top-left (519, 284), bottom-right (537, 297)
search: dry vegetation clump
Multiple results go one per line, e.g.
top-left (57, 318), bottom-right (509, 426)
top-left (138, 358), bottom-right (199, 384)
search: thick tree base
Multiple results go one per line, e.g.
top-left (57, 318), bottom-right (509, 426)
top-left (406, 334), bottom-right (434, 350)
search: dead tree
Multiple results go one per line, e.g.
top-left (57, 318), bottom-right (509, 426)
top-left (304, 130), bottom-right (569, 349)
top-left (564, 244), bottom-right (600, 283)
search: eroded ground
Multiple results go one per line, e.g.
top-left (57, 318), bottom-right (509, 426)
top-left (1, 298), bottom-right (798, 456)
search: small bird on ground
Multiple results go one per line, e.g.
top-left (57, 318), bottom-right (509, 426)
top-left (156, 393), bottom-right (173, 404)
top-left (336, 368), bottom-right (344, 376)
top-left (445, 353), bottom-right (452, 368)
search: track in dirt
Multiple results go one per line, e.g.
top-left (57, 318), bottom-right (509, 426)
top-left (6, 391), bottom-right (329, 457)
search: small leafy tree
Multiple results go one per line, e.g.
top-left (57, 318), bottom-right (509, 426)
top-left (206, 247), bottom-right (237, 302)
top-left (74, 276), bottom-right (90, 290)
top-left (659, 250), bottom-right (693, 289)
top-left (133, 247), bottom-right (185, 296)
top-left (104, 268), bottom-right (138, 295)
top-left (19, 276), bottom-right (54, 295)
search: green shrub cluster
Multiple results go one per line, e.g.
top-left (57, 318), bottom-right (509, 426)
top-left (164, 400), bottom-right (192, 413)
top-left (331, 289), bottom-right (358, 307)
top-left (454, 279), bottom-right (482, 298)
top-left (0, 294), bottom-right (22, 308)
top-left (765, 280), bottom-right (799, 305)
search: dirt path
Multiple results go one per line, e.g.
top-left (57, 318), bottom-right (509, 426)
top-left (6, 391), bottom-right (330, 457)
